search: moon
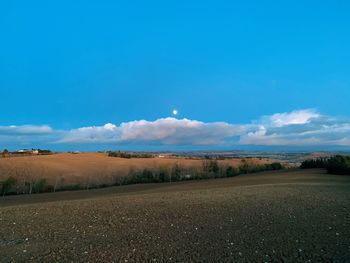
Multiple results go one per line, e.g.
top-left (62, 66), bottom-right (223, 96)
top-left (172, 109), bottom-right (178, 116)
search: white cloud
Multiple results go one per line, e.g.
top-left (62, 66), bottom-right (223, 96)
top-left (0, 125), bottom-right (53, 135)
top-left (59, 118), bottom-right (246, 145)
top-left (119, 118), bottom-right (245, 144)
top-left (2, 109), bottom-right (350, 148)
top-left (0, 125), bottom-right (54, 148)
top-left (58, 123), bottom-right (121, 143)
top-left (246, 125), bottom-right (266, 137)
top-left (240, 110), bottom-right (350, 146)
top-left (263, 109), bottom-right (320, 127)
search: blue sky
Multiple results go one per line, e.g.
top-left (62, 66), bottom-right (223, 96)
top-left (1, 1), bottom-right (350, 150)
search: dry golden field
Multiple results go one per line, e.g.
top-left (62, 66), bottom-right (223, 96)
top-left (0, 153), bottom-right (271, 187)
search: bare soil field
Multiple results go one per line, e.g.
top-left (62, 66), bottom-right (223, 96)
top-left (0, 153), bottom-right (271, 186)
top-left (0, 169), bottom-right (349, 262)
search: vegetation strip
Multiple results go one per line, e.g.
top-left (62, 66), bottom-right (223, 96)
top-left (0, 158), bottom-right (283, 196)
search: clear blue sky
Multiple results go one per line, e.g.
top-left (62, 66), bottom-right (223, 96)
top-left (1, 1), bottom-right (350, 150)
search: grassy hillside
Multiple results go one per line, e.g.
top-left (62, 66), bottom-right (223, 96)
top-left (0, 153), bottom-right (274, 193)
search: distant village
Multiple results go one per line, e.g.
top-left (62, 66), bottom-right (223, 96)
top-left (1, 149), bottom-right (52, 158)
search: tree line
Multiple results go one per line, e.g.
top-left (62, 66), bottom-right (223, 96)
top-left (112, 160), bottom-right (283, 185)
top-left (107, 151), bottom-right (154, 159)
top-left (0, 177), bottom-right (49, 196)
top-left (0, 159), bottom-right (283, 196)
top-left (301, 155), bottom-right (350, 175)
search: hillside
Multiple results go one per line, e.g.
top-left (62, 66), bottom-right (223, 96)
top-left (1, 169), bottom-right (349, 262)
top-left (0, 153), bottom-right (272, 188)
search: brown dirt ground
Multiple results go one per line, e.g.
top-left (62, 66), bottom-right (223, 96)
top-left (0, 169), bottom-right (350, 262)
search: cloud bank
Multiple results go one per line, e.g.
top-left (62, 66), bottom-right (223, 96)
top-left (59, 118), bottom-right (246, 145)
top-left (240, 109), bottom-right (350, 147)
top-left (0, 125), bottom-right (53, 135)
top-left (2, 109), bottom-right (350, 149)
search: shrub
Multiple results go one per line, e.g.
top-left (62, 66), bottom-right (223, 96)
top-left (326, 155), bottom-right (350, 175)
top-left (300, 158), bottom-right (329, 169)
top-left (60, 184), bottom-right (82, 191)
top-left (125, 169), bottom-right (156, 184)
top-left (108, 151), bottom-right (153, 159)
top-left (226, 166), bottom-right (239, 177)
top-left (115, 176), bottom-right (125, 186)
top-left (38, 149), bottom-right (52, 155)
top-left (300, 155), bottom-right (350, 175)
top-left (266, 162), bottom-right (283, 170)
top-left (239, 163), bottom-right (259, 174)
top-left (171, 163), bottom-right (182, 181)
top-left (44, 184), bottom-right (55, 193)
top-left (33, 178), bottom-right (47, 193)
top-left (140, 169), bottom-right (154, 183)
top-left (202, 160), bottom-right (220, 175)
top-left (157, 167), bottom-right (169, 183)
top-left (239, 160), bottom-right (283, 174)
top-left (1, 177), bottom-right (17, 196)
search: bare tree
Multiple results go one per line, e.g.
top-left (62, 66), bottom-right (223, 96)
top-left (54, 174), bottom-right (64, 192)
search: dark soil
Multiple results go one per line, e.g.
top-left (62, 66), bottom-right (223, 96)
top-left (1, 169), bottom-right (349, 262)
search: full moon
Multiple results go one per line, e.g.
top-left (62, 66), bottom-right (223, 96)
top-left (172, 109), bottom-right (178, 115)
